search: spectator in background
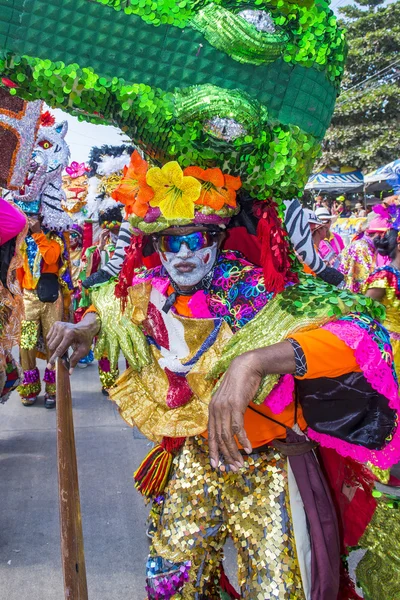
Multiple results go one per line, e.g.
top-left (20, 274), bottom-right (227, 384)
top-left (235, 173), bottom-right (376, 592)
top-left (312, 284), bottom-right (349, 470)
top-left (353, 202), bottom-right (367, 218)
top-left (315, 207), bottom-right (344, 268)
top-left (312, 195), bottom-right (323, 211)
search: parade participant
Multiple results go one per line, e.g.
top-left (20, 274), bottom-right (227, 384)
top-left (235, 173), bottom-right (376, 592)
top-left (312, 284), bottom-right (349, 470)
top-left (8, 116), bottom-right (74, 408)
top-left (47, 154), bottom-right (400, 599)
top-left (0, 198), bottom-right (28, 403)
top-left (16, 215), bottom-right (72, 408)
top-left (306, 209), bottom-right (329, 251)
top-left (81, 205), bottom-right (124, 390)
top-left (339, 215), bottom-right (390, 293)
top-left (69, 223), bottom-right (94, 368)
top-left (316, 207), bottom-right (344, 267)
top-left (364, 227), bottom-right (400, 378)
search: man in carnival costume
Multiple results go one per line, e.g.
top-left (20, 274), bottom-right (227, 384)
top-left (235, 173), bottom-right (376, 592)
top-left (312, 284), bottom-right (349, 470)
top-left (47, 153), bottom-right (400, 599)
top-left (2, 0), bottom-right (400, 597)
top-left (9, 114), bottom-right (74, 408)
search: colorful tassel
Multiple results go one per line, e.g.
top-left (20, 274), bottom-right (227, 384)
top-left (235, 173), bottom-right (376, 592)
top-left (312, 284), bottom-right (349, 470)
top-left (134, 437), bottom-right (185, 497)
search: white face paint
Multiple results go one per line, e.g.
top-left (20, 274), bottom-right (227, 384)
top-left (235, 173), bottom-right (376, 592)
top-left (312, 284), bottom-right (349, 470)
top-left (159, 241), bottom-right (218, 288)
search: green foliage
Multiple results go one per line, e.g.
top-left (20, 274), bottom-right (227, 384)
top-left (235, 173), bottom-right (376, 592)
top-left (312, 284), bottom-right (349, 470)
top-left (318, 0), bottom-right (400, 171)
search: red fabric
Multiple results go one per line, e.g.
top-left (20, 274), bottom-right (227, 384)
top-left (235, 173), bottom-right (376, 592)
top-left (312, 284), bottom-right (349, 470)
top-left (161, 436), bottom-right (186, 452)
top-left (256, 202), bottom-right (293, 294)
top-left (223, 226), bottom-right (261, 265)
top-left (319, 447), bottom-right (376, 547)
top-left (164, 368), bottom-right (193, 409)
top-left (115, 235), bottom-right (144, 310)
top-left (82, 222), bottom-right (93, 256)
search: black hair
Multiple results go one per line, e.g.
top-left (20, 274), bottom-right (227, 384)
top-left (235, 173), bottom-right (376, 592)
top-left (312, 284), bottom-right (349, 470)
top-left (98, 205), bottom-right (123, 226)
top-left (374, 228), bottom-right (399, 259)
top-left (0, 237), bottom-right (17, 290)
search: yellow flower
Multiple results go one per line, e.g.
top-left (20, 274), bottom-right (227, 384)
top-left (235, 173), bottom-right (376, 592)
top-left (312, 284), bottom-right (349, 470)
top-left (147, 161), bottom-right (201, 220)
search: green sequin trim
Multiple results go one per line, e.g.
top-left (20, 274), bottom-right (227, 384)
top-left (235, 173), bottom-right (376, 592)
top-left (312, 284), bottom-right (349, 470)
top-left (92, 280), bottom-right (151, 372)
top-left (191, 4), bottom-right (288, 66)
top-left (99, 367), bottom-right (120, 390)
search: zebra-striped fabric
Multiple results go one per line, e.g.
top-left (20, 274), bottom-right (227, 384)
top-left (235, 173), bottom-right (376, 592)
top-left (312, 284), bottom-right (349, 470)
top-left (283, 199), bottom-right (326, 275)
top-left (102, 219), bottom-right (132, 277)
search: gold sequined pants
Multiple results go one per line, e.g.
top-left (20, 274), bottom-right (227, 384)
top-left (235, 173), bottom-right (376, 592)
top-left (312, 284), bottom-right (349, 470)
top-left (151, 437), bottom-right (304, 599)
top-left (20, 288), bottom-right (63, 372)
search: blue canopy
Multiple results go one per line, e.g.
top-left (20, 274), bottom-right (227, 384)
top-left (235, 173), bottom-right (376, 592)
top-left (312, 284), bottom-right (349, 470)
top-left (364, 159), bottom-right (400, 193)
top-left (305, 168), bottom-right (364, 193)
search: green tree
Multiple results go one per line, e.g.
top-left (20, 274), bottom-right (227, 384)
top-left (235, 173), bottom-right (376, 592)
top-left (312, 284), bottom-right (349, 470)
top-left (318, 0), bottom-right (400, 172)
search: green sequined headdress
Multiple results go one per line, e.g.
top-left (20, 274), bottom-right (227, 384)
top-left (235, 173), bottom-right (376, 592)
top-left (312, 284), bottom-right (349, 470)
top-left (0, 0), bottom-right (346, 202)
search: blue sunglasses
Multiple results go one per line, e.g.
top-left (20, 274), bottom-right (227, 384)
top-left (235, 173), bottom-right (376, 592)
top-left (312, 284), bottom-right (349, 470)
top-left (154, 231), bottom-right (218, 253)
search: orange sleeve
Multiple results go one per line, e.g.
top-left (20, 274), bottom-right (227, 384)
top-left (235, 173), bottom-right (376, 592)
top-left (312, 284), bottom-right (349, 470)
top-left (83, 304), bottom-right (98, 317)
top-left (289, 327), bottom-right (361, 380)
top-left (31, 232), bottom-right (61, 265)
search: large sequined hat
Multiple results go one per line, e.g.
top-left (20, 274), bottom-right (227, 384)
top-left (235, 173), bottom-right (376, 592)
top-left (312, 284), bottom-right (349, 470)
top-left (0, 0), bottom-right (345, 205)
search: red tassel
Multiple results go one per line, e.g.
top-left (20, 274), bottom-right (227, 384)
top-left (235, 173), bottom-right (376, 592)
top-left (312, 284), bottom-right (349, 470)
top-left (133, 436), bottom-right (186, 497)
top-left (115, 234), bottom-right (144, 311)
top-left (161, 436), bottom-right (186, 453)
top-left (256, 202), bottom-right (292, 294)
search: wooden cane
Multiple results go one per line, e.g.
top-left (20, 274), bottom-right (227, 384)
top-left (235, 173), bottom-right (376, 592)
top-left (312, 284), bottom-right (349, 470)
top-left (56, 355), bottom-right (89, 600)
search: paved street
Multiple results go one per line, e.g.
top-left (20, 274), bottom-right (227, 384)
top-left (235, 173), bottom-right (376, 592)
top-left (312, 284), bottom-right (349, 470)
top-left (0, 358), bottom-right (151, 600)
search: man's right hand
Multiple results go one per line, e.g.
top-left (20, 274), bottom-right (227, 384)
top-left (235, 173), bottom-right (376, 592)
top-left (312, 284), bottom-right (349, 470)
top-left (47, 314), bottom-right (101, 373)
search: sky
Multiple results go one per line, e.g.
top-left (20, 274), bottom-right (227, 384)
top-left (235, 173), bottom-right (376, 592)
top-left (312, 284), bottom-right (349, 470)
top-left (48, 0), bottom-right (395, 165)
top-left (48, 107), bottom-right (126, 165)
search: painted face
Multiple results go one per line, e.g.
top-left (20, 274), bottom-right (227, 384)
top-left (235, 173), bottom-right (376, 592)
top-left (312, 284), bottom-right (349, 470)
top-left (69, 231), bottom-right (82, 249)
top-left (157, 231), bottom-right (219, 288)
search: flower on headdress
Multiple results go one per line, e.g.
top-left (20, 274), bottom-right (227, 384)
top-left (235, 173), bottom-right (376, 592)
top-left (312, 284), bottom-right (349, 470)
top-left (112, 151), bottom-right (154, 218)
top-left (147, 162), bottom-right (201, 220)
top-left (65, 161), bottom-right (89, 179)
top-left (183, 167), bottom-right (241, 211)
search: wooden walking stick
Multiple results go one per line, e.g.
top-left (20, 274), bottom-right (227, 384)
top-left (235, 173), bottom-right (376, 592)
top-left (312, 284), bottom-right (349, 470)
top-left (56, 355), bottom-right (89, 600)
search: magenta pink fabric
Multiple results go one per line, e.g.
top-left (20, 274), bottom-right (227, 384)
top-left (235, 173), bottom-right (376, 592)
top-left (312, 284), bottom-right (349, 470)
top-left (0, 198), bottom-right (27, 246)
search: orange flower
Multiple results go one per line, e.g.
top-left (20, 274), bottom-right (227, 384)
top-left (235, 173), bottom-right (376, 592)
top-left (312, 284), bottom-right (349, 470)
top-left (112, 151), bottom-right (154, 218)
top-left (183, 167), bottom-right (241, 211)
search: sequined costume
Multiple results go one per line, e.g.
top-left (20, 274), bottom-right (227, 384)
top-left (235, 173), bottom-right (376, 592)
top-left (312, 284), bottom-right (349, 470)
top-left (339, 236), bottom-right (377, 293)
top-left (17, 230), bottom-right (73, 401)
top-left (364, 266), bottom-right (400, 378)
top-left (90, 248), bottom-right (400, 599)
top-left (356, 488), bottom-right (400, 600)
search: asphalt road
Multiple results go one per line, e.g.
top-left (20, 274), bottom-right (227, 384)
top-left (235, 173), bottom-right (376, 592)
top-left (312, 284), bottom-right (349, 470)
top-left (0, 358), bottom-right (153, 600)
